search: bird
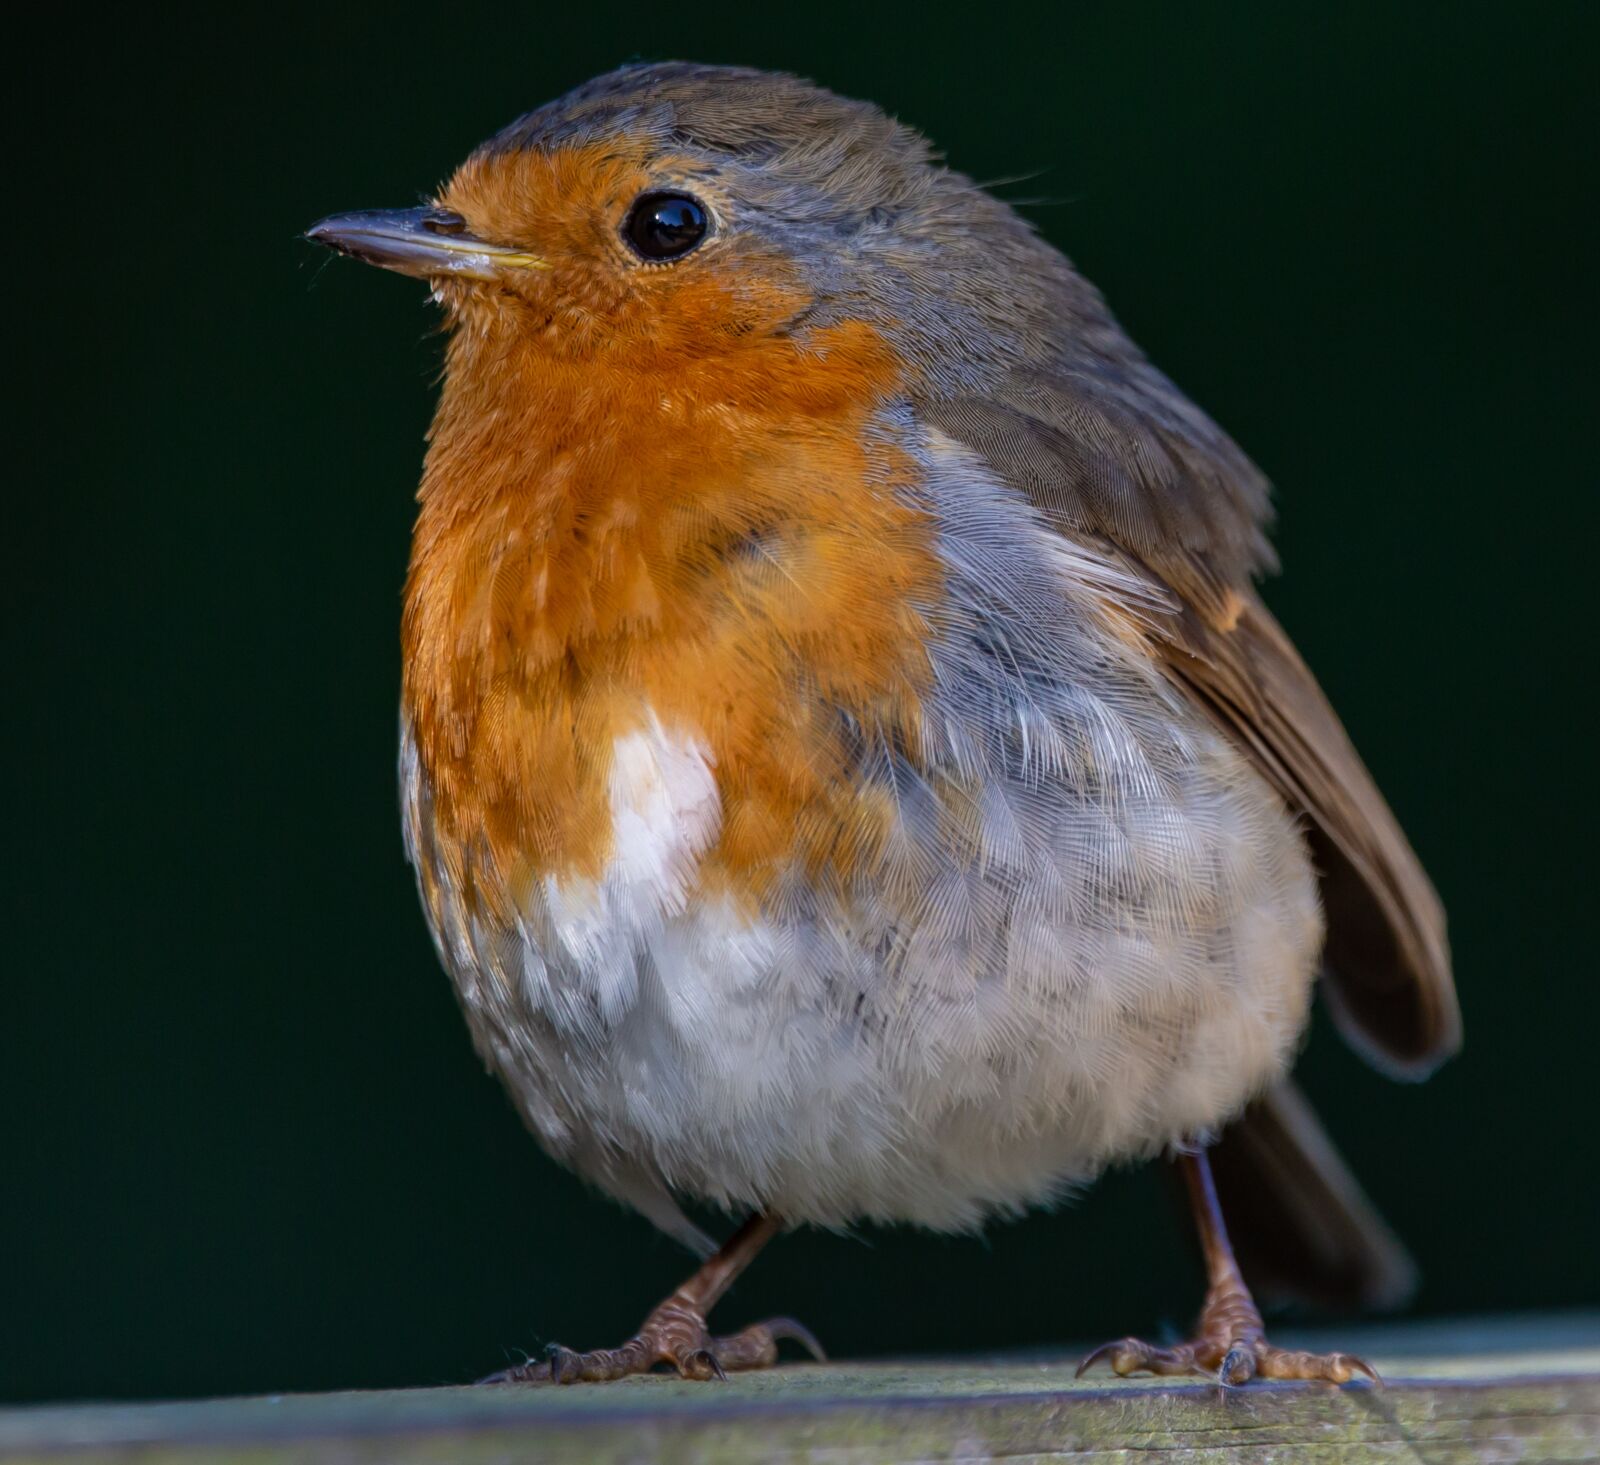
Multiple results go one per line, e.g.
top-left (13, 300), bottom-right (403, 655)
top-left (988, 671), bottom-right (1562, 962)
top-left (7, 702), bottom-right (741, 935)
top-left (307, 61), bottom-right (1459, 1388)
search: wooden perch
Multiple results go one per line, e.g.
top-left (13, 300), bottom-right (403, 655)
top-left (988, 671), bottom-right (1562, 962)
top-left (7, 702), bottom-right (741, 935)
top-left (2, 1314), bottom-right (1596, 1462)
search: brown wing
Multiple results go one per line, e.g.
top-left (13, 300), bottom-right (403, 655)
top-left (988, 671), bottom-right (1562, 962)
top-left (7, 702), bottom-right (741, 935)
top-left (1161, 587), bottom-right (1458, 1076)
top-left (922, 361), bottom-right (1460, 1077)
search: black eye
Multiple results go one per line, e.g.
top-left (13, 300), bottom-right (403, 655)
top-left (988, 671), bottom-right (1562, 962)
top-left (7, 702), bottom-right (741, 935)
top-left (624, 192), bottom-right (709, 261)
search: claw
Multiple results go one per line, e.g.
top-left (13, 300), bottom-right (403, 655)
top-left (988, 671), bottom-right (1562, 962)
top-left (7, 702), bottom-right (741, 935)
top-left (545, 1343), bottom-right (583, 1384)
top-left (1218, 1346), bottom-right (1257, 1386)
top-left (476, 1352), bottom-right (547, 1386)
top-left (1075, 1342), bottom-right (1118, 1379)
top-left (766, 1316), bottom-right (828, 1363)
top-left (1318, 1352), bottom-right (1381, 1387)
top-left (681, 1347), bottom-right (726, 1381)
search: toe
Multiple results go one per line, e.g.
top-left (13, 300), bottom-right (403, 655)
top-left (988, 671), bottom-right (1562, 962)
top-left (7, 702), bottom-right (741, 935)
top-left (1255, 1347), bottom-right (1380, 1386)
top-left (1077, 1338), bottom-right (1201, 1379)
top-left (702, 1316), bottom-right (825, 1373)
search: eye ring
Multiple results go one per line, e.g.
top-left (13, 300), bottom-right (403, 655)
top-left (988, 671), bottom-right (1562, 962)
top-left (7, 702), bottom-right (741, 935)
top-left (623, 192), bottom-right (710, 262)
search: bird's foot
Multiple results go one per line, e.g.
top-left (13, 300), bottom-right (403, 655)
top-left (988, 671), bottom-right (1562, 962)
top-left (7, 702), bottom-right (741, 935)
top-left (482, 1294), bottom-right (824, 1385)
top-left (1076, 1149), bottom-right (1380, 1388)
top-left (1076, 1329), bottom-right (1377, 1385)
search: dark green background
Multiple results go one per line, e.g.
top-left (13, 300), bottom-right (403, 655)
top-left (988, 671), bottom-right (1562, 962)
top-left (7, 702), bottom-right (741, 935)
top-left (7, 3), bottom-right (1594, 1405)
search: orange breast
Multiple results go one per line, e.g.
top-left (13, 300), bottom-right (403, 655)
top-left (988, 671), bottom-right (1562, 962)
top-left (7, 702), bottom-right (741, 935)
top-left (402, 313), bottom-right (944, 919)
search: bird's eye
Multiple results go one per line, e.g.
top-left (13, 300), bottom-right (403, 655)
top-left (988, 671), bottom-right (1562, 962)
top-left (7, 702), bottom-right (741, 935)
top-left (623, 192), bottom-right (709, 261)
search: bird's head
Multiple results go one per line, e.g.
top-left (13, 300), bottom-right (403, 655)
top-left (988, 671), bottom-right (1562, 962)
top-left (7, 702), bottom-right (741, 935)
top-left (307, 62), bottom-right (1071, 380)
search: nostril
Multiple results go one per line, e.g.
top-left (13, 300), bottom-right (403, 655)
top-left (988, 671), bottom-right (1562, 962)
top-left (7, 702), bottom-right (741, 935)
top-left (420, 209), bottom-right (468, 235)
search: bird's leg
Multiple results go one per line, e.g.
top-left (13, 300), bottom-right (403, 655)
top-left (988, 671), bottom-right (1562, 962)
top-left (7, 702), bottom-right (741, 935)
top-left (1077, 1149), bottom-right (1378, 1386)
top-left (484, 1212), bottom-right (824, 1385)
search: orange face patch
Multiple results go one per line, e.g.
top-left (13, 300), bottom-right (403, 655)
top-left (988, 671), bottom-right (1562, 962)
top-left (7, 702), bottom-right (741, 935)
top-left (433, 142), bottom-right (818, 362)
top-left (403, 142), bottom-right (943, 913)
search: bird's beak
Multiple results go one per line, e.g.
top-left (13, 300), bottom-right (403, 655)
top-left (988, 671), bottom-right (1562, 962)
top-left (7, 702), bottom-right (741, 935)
top-left (304, 206), bottom-right (550, 281)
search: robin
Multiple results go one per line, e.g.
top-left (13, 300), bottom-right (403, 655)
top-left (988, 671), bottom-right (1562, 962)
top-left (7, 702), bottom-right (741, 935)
top-left (308, 62), bottom-right (1458, 1387)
